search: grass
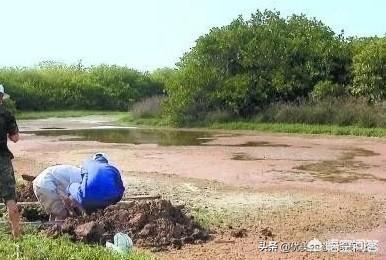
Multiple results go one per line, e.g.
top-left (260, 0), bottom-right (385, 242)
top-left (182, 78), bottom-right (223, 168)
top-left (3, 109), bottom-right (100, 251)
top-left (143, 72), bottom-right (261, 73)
top-left (256, 98), bottom-right (386, 128)
top-left (206, 121), bottom-right (386, 137)
top-left (0, 227), bottom-right (152, 260)
top-left (118, 114), bottom-right (166, 127)
top-left (120, 113), bottom-right (386, 138)
top-left (16, 110), bottom-right (127, 120)
top-left (190, 207), bottom-right (234, 230)
top-left (131, 96), bottom-right (164, 119)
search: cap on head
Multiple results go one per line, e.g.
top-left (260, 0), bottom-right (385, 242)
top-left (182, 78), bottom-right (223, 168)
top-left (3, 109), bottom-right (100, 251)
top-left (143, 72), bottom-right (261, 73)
top-left (92, 152), bottom-right (109, 163)
top-left (0, 84), bottom-right (9, 99)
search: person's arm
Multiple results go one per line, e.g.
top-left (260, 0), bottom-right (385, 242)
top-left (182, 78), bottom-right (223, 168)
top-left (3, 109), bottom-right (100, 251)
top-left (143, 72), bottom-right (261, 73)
top-left (67, 182), bottom-right (82, 203)
top-left (60, 188), bottom-right (85, 216)
top-left (6, 112), bottom-right (19, 143)
top-left (60, 194), bottom-right (79, 216)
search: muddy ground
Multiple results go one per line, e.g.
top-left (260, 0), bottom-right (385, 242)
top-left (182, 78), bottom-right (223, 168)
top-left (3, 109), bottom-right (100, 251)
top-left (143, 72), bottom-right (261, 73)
top-left (14, 182), bottom-right (209, 250)
top-left (16, 182), bottom-right (37, 202)
top-left (43, 200), bottom-right (209, 250)
top-left (9, 116), bottom-right (386, 259)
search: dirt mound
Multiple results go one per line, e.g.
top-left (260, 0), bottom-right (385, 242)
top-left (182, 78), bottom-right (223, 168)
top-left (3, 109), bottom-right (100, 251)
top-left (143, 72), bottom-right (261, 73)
top-left (20, 205), bottom-right (49, 222)
top-left (16, 182), bottom-right (37, 202)
top-left (43, 199), bottom-right (209, 249)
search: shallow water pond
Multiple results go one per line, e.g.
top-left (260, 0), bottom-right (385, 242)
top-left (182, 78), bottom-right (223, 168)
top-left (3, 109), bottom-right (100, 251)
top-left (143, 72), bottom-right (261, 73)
top-left (28, 128), bottom-right (217, 146)
top-left (27, 128), bottom-right (289, 147)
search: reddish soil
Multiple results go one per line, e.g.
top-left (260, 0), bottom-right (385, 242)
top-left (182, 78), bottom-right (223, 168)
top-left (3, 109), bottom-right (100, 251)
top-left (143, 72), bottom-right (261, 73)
top-left (42, 200), bottom-right (209, 250)
top-left (16, 182), bottom-right (37, 202)
top-left (20, 205), bottom-right (49, 222)
top-left (15, 180), bottom-right (209, 250)
top-left (15, 182), bottom-right (49, 221)
top-left (13, 132), bottom-right (386, 197)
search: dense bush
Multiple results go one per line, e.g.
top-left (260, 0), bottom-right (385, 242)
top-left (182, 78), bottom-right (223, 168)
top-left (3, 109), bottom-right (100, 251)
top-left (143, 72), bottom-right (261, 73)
top-left (311, 80), bottom-right (348, 100)
top-left (351, 37), bottom-right (386, 101)
top-left (203, 110), bottom-right (234, 123)
top-left (0, 63), bottom-right (163, 111)
top-left (131, 95), bottom-right (165, 118)
top-left (164, 10), bottom-right (352, 124)
top-left (256, 98), bottom-right (386, 128)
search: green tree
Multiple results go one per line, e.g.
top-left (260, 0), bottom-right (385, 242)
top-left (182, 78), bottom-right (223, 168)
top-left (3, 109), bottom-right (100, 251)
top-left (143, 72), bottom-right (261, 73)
top-left (0, 63), bottom-right (163, 111)
top-left (351, 37), bottom-right (386, 101)
top-left (164, 10), bottom-right (351, 123)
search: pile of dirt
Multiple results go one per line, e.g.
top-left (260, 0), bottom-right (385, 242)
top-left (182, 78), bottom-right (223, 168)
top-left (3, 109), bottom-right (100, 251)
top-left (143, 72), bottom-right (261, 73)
top-left (42, 199), bottom-right (210, 249)
top-left (15, 182), bottom-right (48, 221)
top-left (20, 205), bottom-right (49, 222)
top-left (16, 182), bottom-right (37, 202)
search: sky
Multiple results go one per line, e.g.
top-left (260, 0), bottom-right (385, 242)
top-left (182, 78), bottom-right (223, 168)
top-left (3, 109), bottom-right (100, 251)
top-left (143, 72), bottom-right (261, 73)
top-left (1, 0), bottom-right (385, 71)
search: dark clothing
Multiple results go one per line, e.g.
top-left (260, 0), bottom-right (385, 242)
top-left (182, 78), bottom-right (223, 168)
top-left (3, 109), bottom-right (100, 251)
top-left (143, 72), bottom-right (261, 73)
top-left (0, 104), bottom-right (18, 202)
top-left (0, 155), bottom-right (16, 202)
top-left (0, 105), bottom-right (18, 159)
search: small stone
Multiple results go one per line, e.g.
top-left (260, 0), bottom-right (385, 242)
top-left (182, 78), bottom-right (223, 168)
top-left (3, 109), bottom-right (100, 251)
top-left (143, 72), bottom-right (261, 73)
top-left (139, 223), bottom-right (156, 237)
top-left (182, 236), bottom-right (194, 244)
top-left (171, 238), bottom-right (183, 249)
top-left (231, 228), bottom-right (248, 238)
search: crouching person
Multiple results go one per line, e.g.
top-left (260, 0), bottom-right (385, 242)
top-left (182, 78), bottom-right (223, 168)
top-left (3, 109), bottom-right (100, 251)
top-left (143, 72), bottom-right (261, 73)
top-left (66, 153), bottom-right (125, 214)
top-left (32, 165), bottom-right (82, 221)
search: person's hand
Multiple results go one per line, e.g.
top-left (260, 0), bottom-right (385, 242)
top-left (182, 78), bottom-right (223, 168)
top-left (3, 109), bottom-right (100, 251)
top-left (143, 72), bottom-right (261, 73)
top-left (8, 133), bottom-right (19, 143)
top-left (60, 195), bottom-right (77, 216)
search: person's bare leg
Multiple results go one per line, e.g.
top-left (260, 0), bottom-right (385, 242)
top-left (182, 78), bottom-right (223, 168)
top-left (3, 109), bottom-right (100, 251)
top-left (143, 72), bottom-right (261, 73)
top-left (6, 200), bottom-right (21, 239)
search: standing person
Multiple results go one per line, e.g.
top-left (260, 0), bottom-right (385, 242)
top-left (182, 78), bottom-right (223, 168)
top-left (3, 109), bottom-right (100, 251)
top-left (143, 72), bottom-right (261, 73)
top-left (0, 84), bottom-right (21, 239)
top-left (32, 165), bottom-right (82, 221)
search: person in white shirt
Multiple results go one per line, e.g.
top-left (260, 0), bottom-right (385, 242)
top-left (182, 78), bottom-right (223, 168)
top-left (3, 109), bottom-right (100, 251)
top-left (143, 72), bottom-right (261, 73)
top-left (32, 165), bottom-right (82, 221)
